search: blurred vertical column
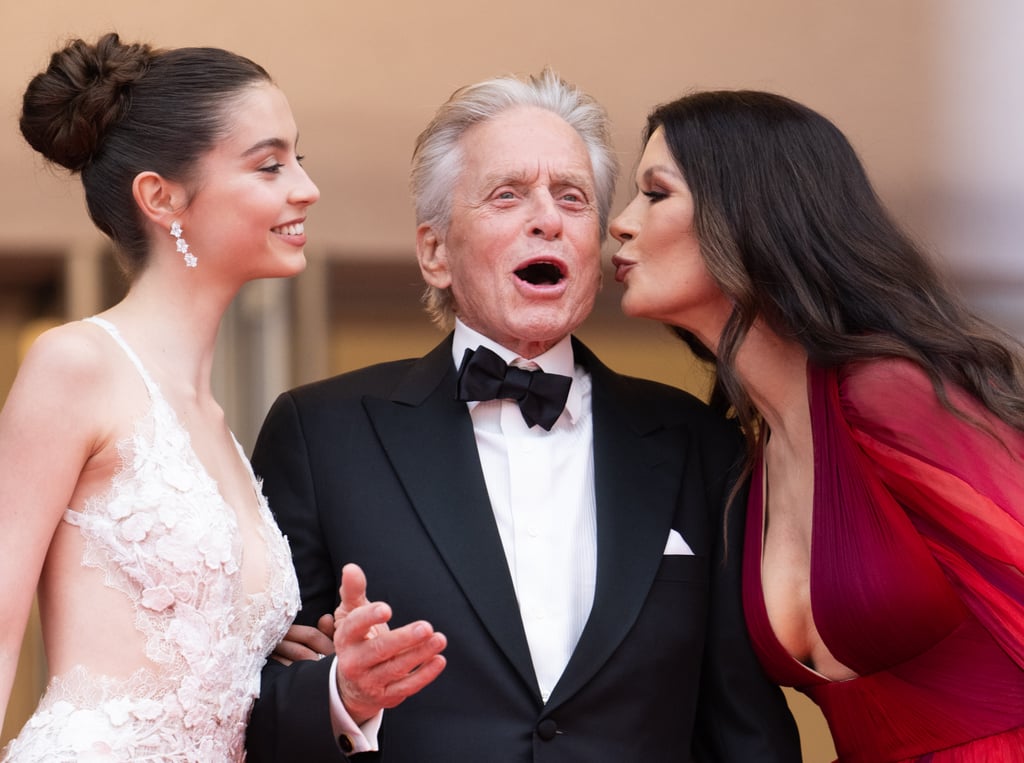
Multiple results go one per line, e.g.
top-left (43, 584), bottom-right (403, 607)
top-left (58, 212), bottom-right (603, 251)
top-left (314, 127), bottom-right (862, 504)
top-left (214, 245), bottom-right (330, 454)
top-left (930, 0), bottom-right (1024, 339)
top-left (292, 247), bottom-right (330, 387)
top-left (64, 238), bottom-right (106, 320)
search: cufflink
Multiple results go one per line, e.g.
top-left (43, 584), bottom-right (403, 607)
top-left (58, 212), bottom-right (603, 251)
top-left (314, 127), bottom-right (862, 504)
top-left (338, 734), bottom-right (354, 754)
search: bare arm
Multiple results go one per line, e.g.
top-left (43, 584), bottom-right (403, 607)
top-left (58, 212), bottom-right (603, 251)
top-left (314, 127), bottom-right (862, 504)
top-left (0, 325), bottom-right (108, 722)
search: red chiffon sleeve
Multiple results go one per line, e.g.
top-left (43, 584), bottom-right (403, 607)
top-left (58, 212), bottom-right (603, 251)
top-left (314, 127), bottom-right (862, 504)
top-left (838, 358), bottom-right (1024, 668)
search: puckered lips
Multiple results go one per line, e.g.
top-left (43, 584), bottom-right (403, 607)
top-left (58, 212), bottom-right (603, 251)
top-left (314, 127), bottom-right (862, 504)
top-left (514, 256), bottom-right (567, 295)
top-left (611, 253), bottom-right (634, 283)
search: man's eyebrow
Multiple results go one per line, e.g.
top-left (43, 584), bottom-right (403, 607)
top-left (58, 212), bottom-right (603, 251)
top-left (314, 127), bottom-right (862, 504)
top-left (479, 169), bottom-right (531, 187)
top-left (479, 169), bottom-right (594, 189)
top-left (553, 171), bottom-right (595, 189)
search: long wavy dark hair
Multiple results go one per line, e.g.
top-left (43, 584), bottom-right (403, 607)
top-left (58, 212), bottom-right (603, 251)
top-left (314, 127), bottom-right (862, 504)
top-left (645, 90), bottom-right (1024, 462)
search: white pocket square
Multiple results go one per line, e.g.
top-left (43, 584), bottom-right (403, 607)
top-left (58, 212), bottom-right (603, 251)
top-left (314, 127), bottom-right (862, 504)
top-left (663, 528), bottom-right (694, 556)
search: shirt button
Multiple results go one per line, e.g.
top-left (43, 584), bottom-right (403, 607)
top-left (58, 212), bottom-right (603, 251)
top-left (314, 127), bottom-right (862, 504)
top-left (537, 718), bottom-right (559, 741)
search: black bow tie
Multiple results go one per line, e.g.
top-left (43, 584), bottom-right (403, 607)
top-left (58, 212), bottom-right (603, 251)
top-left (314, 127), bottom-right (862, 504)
top-left (455, 346), bottom-right (572, 431)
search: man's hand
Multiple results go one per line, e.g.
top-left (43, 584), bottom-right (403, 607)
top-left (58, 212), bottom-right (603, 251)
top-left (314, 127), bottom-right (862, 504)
top-left (333, 563), bottom-right (447, 725)
top-left (271, 614), bottom-right (336, 666)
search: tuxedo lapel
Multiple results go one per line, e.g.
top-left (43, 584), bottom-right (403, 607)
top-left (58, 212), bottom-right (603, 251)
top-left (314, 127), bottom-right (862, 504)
top-left (548, 341), bottom-right (685, 707)
top-left (361, 336), bottom-right (540, 696)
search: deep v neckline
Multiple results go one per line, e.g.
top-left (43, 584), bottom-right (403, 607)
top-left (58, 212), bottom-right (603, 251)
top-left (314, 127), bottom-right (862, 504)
top-left (756, 428), bottom-right (836, 683)
top-left (82, 315), bottom-right (270, 596)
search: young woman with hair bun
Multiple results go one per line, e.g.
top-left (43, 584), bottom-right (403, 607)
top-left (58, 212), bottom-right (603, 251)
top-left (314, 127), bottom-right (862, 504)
top-left (1, 32), bottom-right (319, 760)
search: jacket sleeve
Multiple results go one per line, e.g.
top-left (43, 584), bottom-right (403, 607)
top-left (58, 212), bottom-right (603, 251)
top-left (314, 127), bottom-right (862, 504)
top-left (247, 658), bottom-right (346, 762)
top-left (245, 391), bottom-right (349, 762)
top-left (840, 359), bottom-right (1024, 668)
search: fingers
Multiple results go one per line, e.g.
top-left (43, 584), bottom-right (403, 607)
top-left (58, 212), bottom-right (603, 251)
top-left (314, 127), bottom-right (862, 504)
top-left (271, 622), bottom-right (336, 666)
top-left (337, 563), bottom-right (371, 618)
top-left (339, 619), bottom-right (445, 676)
top-left (318, 612), bottom-right (336, 634)
top-left (336, 566), bottom-right (389, 641)
top-left (335, 620), bottom-right (448, 724)
top-left (316, 613), bottom-right (337, 652)
top-left (270, 649), bottom-right (294, 667)
top-left (384, 653), bottom-right (447, 701)
top-left (330, 564), bottom-right (447, 724)
top-left (336, 600), bottom-right (393, 648)
top-left (271, 636), bottom-right (311, 667)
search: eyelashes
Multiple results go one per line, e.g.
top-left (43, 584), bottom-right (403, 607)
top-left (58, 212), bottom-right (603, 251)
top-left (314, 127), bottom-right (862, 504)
top-left (260, 155), bottom-right (306, 174)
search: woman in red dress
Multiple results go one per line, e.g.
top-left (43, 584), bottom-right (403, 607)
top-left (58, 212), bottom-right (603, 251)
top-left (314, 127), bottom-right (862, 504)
top-left (609, 90), bottom-right (1024, 762)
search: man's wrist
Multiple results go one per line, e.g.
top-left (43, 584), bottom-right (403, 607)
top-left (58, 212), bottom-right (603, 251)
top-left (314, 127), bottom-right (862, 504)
top-left (327, 656), bottom-right (382, 753)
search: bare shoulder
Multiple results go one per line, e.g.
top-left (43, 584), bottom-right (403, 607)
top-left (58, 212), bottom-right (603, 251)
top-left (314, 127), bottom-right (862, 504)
top-left (1, 320), bottom-right (136, 440)
top-left (12, 321), bottom-right (121, 400)
top-left (0, 323), bottom-right (130, 508)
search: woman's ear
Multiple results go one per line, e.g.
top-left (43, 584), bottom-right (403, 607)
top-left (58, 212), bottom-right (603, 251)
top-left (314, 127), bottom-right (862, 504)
top-left (416, 223), bottom-right (452, 289)
top-left (131, 171), bottom-right (187, 229)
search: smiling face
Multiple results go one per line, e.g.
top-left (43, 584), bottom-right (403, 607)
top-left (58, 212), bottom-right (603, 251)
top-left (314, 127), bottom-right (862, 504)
top-left (178, 83), bottom-right (320, 284)
top-left (609, 127), bottom-right (732, 350)
top-left (417, 106), bottom-right (602, 358)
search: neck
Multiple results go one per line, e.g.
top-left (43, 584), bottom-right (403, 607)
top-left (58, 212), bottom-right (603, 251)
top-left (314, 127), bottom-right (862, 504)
top-left (731, 322), bottom-right (811, 451)
top-left (101, 269), bottom-right (237, 400)
top-left (454, 318), bottom-right (571, 361)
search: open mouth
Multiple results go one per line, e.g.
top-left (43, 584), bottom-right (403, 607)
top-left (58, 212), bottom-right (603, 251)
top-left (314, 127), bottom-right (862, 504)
top-left (515, 261), bottom-right (564, 285)
top-left (272, 222), bottom-right (305, 235)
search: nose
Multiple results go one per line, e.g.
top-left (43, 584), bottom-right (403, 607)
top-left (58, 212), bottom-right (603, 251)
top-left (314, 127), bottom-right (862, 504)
top-left (291, 165), bottom-right (321, 207)
top-left (528, 191), bottom-right (563, 241)
top-left (609, 204), bottom-right (635, 243)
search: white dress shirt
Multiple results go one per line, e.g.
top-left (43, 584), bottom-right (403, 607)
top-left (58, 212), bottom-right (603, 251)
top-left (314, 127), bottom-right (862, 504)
top-left (453, 320), bottom-right (597, 702)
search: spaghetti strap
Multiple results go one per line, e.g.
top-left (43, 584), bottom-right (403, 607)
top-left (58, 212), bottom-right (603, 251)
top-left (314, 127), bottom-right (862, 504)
top-left (83, 316), bottom-right (161, 399)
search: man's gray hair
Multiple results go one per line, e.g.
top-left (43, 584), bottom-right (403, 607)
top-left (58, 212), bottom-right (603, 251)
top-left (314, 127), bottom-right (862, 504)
top-left (411, 68), bottom-right (618, 329)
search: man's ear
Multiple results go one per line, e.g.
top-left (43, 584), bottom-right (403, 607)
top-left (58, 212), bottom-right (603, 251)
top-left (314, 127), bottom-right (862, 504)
top-left (131, 171), bottom-right (187, 230)
top-left (416, 223), bottom-right (452, 289)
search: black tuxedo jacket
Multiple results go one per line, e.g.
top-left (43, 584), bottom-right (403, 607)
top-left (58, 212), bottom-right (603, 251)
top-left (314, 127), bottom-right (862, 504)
top-left (246, 335), bottom-right (800, 762)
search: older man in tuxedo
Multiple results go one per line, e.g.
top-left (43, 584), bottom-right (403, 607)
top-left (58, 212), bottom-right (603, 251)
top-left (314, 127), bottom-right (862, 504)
top-left (246, 69), bottom-right (800, 762)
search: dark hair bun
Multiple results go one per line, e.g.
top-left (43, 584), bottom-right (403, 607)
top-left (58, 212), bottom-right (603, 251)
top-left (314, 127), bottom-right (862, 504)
top-left (20, 32), bottom-right (154, 172)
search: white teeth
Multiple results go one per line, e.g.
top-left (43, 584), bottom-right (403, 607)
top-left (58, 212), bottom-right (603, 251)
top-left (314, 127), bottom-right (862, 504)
top-left (273, 222), bottom-right (305, 235)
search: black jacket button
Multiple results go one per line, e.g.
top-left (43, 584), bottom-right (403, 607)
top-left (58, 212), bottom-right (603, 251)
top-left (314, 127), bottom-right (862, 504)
top-left (537, 718), bottom-right (558, 741)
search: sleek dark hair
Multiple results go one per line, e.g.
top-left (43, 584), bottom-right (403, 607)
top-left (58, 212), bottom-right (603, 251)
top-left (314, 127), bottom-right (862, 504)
top-left (20, 32), bottom-right (272, 276)
top-left (645, 89), bottom-right (1024, 453)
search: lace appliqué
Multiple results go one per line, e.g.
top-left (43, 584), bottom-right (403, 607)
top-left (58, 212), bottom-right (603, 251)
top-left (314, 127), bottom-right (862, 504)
top-left (2, 319), bottom-right (299, 762)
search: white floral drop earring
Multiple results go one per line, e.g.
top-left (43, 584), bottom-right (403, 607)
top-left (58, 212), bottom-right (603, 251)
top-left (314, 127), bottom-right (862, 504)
top-left (170, 221), bottom-right (197, 268)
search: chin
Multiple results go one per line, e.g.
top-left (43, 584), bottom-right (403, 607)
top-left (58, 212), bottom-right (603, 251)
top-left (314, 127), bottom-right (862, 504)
top-left (619, 296), bottom-right (648, 320)
top-left (506, 314), bottom-right (575, 345)
top-left (269, 253), bottom-right (308, 279)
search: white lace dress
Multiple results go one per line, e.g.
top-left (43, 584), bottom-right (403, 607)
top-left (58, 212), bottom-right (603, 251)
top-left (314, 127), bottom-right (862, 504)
top-left (2, 317), bottom-right (300, 762)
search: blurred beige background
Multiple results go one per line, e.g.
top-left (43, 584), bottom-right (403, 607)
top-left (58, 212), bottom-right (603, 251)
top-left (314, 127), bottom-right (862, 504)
top-left (2, 1), bottom-right (1023, 759)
